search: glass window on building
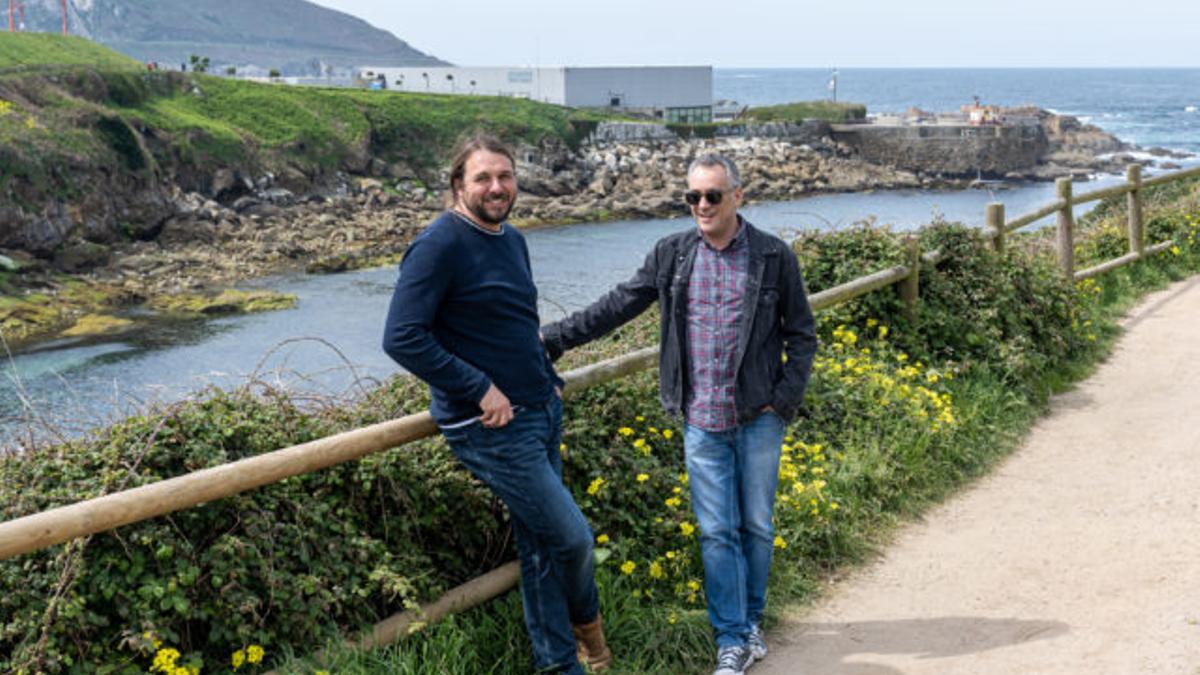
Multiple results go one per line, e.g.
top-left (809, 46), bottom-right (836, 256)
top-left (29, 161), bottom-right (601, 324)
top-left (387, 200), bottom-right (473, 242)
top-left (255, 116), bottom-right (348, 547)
top-left (666, 107), bottom-right (713, 124)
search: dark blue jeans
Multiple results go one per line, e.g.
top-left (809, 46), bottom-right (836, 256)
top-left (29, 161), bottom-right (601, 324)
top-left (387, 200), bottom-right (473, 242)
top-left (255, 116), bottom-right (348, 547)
top-left (442, 396), bottom-right (597, 674)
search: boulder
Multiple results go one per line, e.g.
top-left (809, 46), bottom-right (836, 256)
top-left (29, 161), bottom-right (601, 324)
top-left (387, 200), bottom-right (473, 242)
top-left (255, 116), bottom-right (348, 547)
top-left (53, 242), bottom-right (112, 272)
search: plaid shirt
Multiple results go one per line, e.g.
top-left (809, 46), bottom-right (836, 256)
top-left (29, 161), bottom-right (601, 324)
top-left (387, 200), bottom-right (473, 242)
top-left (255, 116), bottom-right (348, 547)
top-left (685, 221), bottom-right (749, 431)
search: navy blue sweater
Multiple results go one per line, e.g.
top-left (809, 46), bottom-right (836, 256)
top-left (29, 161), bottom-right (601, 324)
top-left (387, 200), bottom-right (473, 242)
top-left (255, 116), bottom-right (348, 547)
top-left (382, 211), bottom-right (559, 425)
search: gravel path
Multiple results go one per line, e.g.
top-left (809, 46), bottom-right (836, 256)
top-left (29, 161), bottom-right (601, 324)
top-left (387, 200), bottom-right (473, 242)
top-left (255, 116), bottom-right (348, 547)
top-left (756, 276), bottom-right (1200, 675)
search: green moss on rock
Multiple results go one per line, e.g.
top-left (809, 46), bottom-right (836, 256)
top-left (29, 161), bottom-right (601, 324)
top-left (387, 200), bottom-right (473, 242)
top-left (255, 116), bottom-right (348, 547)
top-left (149, 289), bottom-right (297, 315)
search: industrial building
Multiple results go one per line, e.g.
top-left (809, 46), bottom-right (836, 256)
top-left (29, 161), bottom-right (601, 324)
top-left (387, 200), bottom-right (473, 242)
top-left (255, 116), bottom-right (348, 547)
top-left (354, 65), bottom-right (713, 123)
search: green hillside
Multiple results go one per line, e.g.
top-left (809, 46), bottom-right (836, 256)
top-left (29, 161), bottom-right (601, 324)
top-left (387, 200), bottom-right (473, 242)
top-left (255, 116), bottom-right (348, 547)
top-left (0, 32), bottom-right (140, 69)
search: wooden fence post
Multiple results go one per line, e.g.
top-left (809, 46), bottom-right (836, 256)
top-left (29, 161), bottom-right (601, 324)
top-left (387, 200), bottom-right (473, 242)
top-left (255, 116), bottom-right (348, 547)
top-left (1127, 164), bottom-right (1144, 256)
top-left (986, 202), bottom-right (1005, 253)
top-left (1055, 177), bottom-right (1075, 280)
top-left (900, 234), bottom-right (920, 318)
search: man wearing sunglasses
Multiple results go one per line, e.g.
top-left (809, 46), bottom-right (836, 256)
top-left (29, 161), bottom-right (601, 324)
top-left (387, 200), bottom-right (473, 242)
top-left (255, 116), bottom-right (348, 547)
top-left (542, 153), bottom-right (817, 675)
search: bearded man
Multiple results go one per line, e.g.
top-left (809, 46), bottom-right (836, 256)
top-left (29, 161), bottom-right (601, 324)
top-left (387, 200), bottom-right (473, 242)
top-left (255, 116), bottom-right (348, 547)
top-left (383, 133), bottom-right (610, 673)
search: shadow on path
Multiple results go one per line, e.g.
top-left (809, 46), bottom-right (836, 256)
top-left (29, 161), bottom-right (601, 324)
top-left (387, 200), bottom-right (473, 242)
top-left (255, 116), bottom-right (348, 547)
top-left (763, 616), bottom-right (1069, 674)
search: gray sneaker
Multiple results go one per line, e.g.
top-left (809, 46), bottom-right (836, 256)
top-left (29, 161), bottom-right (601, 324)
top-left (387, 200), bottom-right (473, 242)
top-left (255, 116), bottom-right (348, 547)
top-left (713, 644), bottom-right (752, 675)
top-left (748, 623), bottom-right (768, 662)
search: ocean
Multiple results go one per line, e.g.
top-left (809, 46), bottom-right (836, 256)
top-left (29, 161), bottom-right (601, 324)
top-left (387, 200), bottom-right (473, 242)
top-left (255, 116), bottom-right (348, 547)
top-left (714, 68), bottom-right (1200, 155)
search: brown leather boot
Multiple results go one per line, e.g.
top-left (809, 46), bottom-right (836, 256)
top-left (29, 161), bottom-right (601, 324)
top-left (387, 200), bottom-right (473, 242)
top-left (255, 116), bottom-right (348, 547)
top-left (572, 614), bottom-right (612, 671)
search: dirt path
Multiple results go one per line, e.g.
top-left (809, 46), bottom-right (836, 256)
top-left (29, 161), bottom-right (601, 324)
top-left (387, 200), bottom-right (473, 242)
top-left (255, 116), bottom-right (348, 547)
top-left (757, 276), bottom-right (1200, 675)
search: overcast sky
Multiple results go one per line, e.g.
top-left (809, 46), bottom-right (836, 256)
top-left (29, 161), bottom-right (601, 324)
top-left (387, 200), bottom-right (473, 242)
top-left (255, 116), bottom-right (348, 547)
top-left (308, 0), bottom-right (1197, 68)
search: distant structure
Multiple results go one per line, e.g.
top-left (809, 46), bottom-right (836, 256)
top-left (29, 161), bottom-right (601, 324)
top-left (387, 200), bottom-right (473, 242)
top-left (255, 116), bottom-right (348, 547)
top-left (354, 65), bottom-right (714, 122)
top-left (963, 95), bottom-right (1002, 126)
top-left (712, 99), bottom-right (746, 122)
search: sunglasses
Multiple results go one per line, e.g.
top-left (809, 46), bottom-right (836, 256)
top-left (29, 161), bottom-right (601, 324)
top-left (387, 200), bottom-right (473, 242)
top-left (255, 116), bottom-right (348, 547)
top-left (684, 189), bottom-right (731, 206)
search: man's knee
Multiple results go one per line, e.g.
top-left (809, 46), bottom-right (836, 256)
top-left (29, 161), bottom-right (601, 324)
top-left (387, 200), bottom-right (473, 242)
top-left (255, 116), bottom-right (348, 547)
top-left (560, 526), bottom-right (593, 561)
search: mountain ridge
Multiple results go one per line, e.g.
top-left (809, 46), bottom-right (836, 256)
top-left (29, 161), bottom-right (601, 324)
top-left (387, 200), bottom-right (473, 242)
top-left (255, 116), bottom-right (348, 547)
top-left (13, 0), bottom-right (447, 73)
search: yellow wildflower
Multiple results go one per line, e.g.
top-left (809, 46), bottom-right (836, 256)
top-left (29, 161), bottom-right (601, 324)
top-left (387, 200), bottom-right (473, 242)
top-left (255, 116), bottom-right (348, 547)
top-left (649, 561), bottom-right (665, 579)
top-left (662, 429), bottom-right (674, 439)
top-left (620, 560), bottom-right (636, 575)
top-left (687, 579), bottom-right (702, 592)
top-left (151, 648), bottom-right (181, 673)
top-left (247, 645), bottom-right (264, 664)
top-left (618, 427), bottom-right (634, 436)
top-left (636, 473), bottom-right (650, 483)
top-left (679, 521), bottom-right (696, 537)
top-left (586, 477), bottom-right (606, 496)
top-left (665, 496), bottom-right (682, 508)
top-left (231, 650), bottom-right (245, 670)
top-left (773, 535), bottom-right (787, 549)
top-left (596, 534), bottom-right (610, 545)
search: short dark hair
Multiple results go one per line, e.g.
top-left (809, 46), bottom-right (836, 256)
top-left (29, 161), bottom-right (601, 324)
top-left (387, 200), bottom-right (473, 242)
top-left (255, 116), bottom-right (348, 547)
top-left (447, 132), bottom-right (516, 204)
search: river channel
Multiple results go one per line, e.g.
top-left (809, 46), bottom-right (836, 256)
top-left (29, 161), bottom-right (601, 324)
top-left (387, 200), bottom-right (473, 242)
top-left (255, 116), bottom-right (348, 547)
top-left (0, 177), bottom-right (1128, 447)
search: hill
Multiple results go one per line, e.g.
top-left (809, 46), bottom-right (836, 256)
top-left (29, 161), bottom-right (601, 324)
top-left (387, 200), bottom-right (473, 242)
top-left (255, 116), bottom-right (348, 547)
top-left (11, 0), bottom-right (445, 74)
top-left (0, 34), bottom-right (599, 260)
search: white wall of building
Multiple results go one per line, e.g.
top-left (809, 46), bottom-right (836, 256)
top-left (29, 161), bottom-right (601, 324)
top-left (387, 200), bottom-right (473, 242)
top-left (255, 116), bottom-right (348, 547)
top-left (355, 66), bottom-right (567, 103)
top-left (563, 67), bottom-right (711, 109)
top-left (353, 66), bottom-right (713, 116)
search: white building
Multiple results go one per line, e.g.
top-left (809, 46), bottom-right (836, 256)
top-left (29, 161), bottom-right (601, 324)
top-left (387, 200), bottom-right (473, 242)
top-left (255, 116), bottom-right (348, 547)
top-left (354, 66), bottom-right (713, 123)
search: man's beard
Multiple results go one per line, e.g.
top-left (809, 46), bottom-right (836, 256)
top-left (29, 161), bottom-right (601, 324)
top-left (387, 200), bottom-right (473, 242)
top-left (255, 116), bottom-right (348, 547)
top-left (466, 193), bottom-right (514, 225)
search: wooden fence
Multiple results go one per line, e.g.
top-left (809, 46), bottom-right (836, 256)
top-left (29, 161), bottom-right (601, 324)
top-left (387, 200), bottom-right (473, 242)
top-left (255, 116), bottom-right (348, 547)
top-left (1, 164), bottom-right (1197, 654)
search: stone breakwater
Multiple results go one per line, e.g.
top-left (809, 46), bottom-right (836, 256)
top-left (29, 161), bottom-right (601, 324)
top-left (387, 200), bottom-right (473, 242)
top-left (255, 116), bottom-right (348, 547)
top-left (0, 109), bottom-right (1159, 347)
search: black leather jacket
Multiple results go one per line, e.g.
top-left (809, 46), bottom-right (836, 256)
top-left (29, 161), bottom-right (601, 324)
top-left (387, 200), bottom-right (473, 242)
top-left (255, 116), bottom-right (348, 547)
top-left (542, 219), bottom-right (817, 424)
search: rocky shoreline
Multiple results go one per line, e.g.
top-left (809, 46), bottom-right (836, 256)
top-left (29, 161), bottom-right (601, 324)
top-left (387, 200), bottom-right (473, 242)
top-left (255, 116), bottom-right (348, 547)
top-left (0, 109), bottom-right (1186, 350)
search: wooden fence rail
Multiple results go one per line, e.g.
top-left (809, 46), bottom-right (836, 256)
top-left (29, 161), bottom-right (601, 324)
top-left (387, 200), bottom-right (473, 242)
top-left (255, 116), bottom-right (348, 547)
top-left (994, 163), bottom-right (1200, 282)
top-left (2, 163), bottom-right (1197, 657)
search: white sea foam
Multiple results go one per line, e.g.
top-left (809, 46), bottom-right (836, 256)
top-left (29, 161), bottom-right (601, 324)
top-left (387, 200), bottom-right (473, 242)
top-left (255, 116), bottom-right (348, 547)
top-left (1186, 105), bottom-right (1198, 113)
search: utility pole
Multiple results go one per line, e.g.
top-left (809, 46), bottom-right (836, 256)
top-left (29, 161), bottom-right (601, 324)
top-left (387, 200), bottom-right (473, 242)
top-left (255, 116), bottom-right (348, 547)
top-left (828, 68), bottom-right (839, 103)
top-left (60, 0), bottom-right (68, 35)
top-left (8, 0), bottom-right (14, 33)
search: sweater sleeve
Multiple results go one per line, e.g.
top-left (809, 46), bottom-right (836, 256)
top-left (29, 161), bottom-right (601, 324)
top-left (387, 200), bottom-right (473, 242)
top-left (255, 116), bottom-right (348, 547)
top-left (382, 232), bottom-right (492, 404)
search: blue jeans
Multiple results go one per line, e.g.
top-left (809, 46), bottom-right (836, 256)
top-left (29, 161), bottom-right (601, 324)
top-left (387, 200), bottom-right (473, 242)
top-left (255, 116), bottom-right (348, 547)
top-left (442, 396), bottom-right (597, 674)
top-left (684, 411), bottom-right (786, 649)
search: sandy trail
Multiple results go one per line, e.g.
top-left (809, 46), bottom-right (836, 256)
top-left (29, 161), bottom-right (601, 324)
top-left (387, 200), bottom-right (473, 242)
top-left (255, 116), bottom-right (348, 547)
top-left (757, 276), bottom-right (1200, 675)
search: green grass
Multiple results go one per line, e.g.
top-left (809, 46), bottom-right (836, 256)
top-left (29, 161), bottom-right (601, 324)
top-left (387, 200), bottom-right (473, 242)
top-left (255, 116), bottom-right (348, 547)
top-left (742, 100), bottom-right (868, 124)
top-left (122, 76), bottom-right (606, 170)
top-left (0, 33), bottom-right (140, 70)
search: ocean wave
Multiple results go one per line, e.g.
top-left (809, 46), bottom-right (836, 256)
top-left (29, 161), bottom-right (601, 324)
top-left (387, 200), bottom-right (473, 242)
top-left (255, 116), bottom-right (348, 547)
top-left (1186, 105), bottom-right (1197, 113)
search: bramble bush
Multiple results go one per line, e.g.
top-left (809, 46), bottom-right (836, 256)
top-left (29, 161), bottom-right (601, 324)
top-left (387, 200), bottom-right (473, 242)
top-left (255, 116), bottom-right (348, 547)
top-left (3, 181), bottom-right (1200, 672)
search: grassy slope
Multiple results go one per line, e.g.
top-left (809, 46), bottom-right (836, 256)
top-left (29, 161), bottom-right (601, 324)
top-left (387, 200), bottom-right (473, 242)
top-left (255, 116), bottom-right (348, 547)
top-left (0, 33), bottom-right (140, 69)
top-left (0, 35), bottom-right (614, 192)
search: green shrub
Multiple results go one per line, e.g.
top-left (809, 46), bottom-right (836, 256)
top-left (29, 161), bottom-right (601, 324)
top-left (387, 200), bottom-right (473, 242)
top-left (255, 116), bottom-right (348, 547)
top-left (742, 100), bottom-right (867, 124)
